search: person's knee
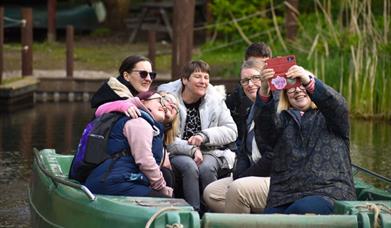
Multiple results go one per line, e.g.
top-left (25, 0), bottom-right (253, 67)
top-left (199, 164), bottom-right (217, 178)
top-left (203, 184), bottom-right (217, 207)
top-left (203, 178), bottom-right (231, 213)
top-left (172, 157), bottom-right (199, 176)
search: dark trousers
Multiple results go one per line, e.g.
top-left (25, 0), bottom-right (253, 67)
top-left (161, 167), bottom-right (175, 188)
top-left (263, 195), bottom-right (334, 215)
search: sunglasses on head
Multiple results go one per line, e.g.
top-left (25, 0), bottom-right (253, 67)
top-left (132, 70), bottom-right (157, 80)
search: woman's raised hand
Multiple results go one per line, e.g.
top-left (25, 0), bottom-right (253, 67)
top-left (259, 67), bottom-right (275, 97)
top-left (286, 65), bottom-right (311, 85)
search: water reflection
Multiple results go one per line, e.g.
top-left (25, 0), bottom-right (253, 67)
top-left (0, 103), bottom-right (390, 226)
top-left (0, 103), bottom-right (93, 182)
top-left (0, 102), bottom-right (93, 227)
top-left (350, 119), bottom-right (391, 189)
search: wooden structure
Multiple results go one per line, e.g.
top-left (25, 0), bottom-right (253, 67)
top-left (148, 30), bottom-right (156, 68)
top-left (128, 2), bottom-right (174, 43)
top-left (47, 0), bottom-right (57, 42)
top-left (21, 7), bottom-right (33, 76)
top-left (0, 7), bottom-right (3, 84)
top-left (171, 0), bottom-right (195, 79)
top-left (66, 25), bottom-right (74, 78)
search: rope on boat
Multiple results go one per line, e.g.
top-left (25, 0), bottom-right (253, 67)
top-left (368, 203), bottom-right (380, 228)
top-left (355, 203), bottom-right (391, 228)
top-left (145, 207), bottom-right (184, 228)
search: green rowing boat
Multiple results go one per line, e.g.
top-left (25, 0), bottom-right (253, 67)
top-left (29, 149), bottom-right (391, 228)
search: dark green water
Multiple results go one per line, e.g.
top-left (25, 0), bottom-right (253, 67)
top-left (0, 102), bottom-right (390, 226)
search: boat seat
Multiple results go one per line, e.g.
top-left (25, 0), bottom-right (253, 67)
top-left (354, 179), bottom-right (374, 197)
top-left (202, 213), bottom-right (358, 228)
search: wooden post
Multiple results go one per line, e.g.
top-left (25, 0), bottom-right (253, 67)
top-left (205, 0), bottom-right (212, 40)
top-left (0, 7), bottom-right (4, 84)
top-left (285, 0), bottom-right (299, 41)
top-left (171, 0), bottom-right (195, 79)
top-left (66, 25), bottom-right (74, 78)
top-left (21, 8), bottom-right (33, 76)
top-left (47, 0), bottom-right (57, 42)
top-left (148, 30), bottom-right (156, 69)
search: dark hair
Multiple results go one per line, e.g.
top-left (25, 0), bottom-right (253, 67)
top-left (118, 55), bottom-right (150, 75)
top-left (244, 42), bottom-right (272, 60)
top-left (136, 90), bottom-right (156, 101)
top-left (180, 60), bottom-right (210, 80)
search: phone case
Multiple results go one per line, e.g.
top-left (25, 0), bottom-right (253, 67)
top-left (266, 55), bottom-right (301, 91)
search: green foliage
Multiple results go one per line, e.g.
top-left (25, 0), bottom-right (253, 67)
top-left (202, 0), bottom-right (391, 119)
top-left (209, 0), bottom-right (278, 41)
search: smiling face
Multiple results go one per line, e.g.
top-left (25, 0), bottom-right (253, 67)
top-left (161, 93), bottom-right (179, 123)
top-left (182, 71), bottom-right (209, 102)
top-left (286, 85), bottom-right (312, 111)
top-left (240, 68), bottom-right (262, 102)
top-left (142, 93), bottom-right (166, 122)
top-left (123, 61), bottom-right (153, 93)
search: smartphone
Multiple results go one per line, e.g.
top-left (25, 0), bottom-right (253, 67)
top-left (266, 55), bottom-right (300, 91)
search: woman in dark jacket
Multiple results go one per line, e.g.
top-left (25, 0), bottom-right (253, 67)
top-left (254, 64), bottom-right (356, 214)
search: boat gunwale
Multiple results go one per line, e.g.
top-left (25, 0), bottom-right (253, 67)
top-left (33, 148), bottom-right (96, 201)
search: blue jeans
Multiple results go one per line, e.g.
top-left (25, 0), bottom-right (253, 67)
top-left (170, 154), bottom-right (221, 211)
top-left (263, 195), bottom-right (334, 215)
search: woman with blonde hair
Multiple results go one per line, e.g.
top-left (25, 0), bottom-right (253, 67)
top-left (254, 64), bottom-right (356, 214)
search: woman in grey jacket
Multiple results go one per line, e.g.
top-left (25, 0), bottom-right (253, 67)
top-left (254, 64), bottom-right (356, 214)
top-left (158, 60), bottom-right (237, 212)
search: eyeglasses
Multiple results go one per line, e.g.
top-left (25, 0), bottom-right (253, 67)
top-left (146, 96), bottom-right (165, 106)
top-left (162, 95), bottom-right (179, 114)
top-left (287, 85), bottom-right (306, 94)
top-left (132, 70), bottom-right (157, 80)
top-left (240, 75), bottom-right (262, 86)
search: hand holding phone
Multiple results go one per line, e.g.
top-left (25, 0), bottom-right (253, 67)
top-left (265, 55), bottom-right (301, 91)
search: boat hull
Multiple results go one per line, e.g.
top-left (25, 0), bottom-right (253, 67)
top-left (29, 149), bottom-right (200, 228)
top-left (30, 149), bottom-right (391, 228)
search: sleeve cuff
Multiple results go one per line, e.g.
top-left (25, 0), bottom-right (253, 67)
top-left (305, 76), bottom-right (315, 94)
top-left (260, 95), bottom-right (271, 103)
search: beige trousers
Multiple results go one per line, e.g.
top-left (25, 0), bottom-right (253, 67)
top-left (203, 176), bottom-right (270, 213)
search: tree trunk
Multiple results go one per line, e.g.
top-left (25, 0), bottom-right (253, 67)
top-left (104, 0), bottom-right (131, 30)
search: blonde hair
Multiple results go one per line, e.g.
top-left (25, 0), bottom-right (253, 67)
top-left (165, 115), bottom-right (179, 145)
top-left (158, 91), bottom-right (180, 145)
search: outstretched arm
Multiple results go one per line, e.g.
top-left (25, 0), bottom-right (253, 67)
top-left (95, 97), bottom-right (143, 118)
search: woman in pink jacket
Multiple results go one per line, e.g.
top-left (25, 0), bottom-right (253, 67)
top-left (85, 92), bottom-right (179, 197)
